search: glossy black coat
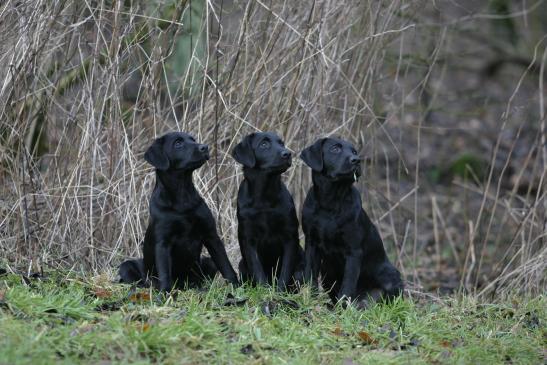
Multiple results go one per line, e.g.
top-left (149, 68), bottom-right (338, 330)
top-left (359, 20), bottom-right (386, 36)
top-left (233, 132), bottom-right (304, 291)
top-left (119, 132), bottom-right (238, 291)
top-left (301, 137), bottom-right (403, 304)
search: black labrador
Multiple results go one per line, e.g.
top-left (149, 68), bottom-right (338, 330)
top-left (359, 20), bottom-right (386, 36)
top-left (232, 132), bottom-right (304, 291)
top-left (119, 132), bottom-right (239, 291)
top-left (300, 137), bottom-right (403, 305)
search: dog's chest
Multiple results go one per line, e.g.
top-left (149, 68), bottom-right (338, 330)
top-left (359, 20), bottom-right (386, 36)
top-left (159, 213), bottom-right (207, 243)
top-left (240, 207), bottom-right (291, 237)
top-left (312, 210), bottom-right (356, 254)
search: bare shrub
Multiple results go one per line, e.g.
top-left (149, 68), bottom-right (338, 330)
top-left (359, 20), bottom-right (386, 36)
top-left (0, 0), bottom-right (544, 298)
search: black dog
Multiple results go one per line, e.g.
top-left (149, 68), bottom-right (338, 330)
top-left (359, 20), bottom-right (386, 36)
top-left (232, 132), bottom-right (304, 291)
top-left (300, 137), bottom-right (403, 305)
top-left (119, 132), bottom-right (239, 291)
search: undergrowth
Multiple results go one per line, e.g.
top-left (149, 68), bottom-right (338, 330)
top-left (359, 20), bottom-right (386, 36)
top-left (0, 271), bottom-right (544, 364)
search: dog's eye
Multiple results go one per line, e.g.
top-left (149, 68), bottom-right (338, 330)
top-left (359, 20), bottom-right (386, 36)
top-left (260, 140), bottom-right (270, 149)
top-left (351, 149), bottom-right (357, 155)
top-left (174, 139), bottom-right (184, 149)
top-left (330, 145), bottom-right (341, 153)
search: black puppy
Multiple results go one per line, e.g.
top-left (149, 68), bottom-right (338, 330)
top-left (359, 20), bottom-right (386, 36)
top-left (232, 132), bottom-right (304, 291)
top-left (119, 132), bottom-right (238, 291)
top-left (300, 137), bottom-right (403, 305)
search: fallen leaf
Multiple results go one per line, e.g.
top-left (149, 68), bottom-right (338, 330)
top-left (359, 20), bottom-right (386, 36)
top-left (141, 323), bottom-right (150, 332)
top-left (93, 288), bottom-right (112, 299)
top-left (128, 291), bottom-right (151, 302)
top-left (357, 331), bottom-right (378, 345)
top-left (333, 327), bottom-right (344, 336)
top-left (440, 340), bottom-right (451, 348)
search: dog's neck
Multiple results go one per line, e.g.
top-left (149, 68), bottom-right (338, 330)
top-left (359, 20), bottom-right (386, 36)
top-left (312, 171), bottom-right (354, 210)
top-left (242, 167), bottom-right (283, 204)
top-left (155, 169), bottom-right (200, 208)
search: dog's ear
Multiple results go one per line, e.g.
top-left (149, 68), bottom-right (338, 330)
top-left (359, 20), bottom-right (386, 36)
top-left (144, 136), bottom-right (169, 170)
top-left (232, 133), bottom-right (256, 168)
top-left (300, 138), bottom-right (326, 172)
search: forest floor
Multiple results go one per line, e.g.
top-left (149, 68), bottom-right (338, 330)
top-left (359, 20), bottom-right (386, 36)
top-left (0, 271), bottom-right (544, 365)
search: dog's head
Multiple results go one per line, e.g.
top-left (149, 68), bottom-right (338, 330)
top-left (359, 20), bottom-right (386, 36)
top-left (232, 132), bottom-right (292, 172)
top-left (144, 132), bottom-right (209, 171)
top-left (300, 137), bottom-right (361, 181)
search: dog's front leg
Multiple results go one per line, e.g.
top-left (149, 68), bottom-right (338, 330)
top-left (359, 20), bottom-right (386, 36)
top-left (155, 242), bottom-right (173, 292)
top-left (277, 243), bottom-right (295, 291)
top-left (242, 243), bottom-right (267, 285)
top-left (304, 240), bottom-right (320, 289)
top-left (204, 235), bottom-right (239, 285)
top-left (337, 251), bottom-right (362, 301)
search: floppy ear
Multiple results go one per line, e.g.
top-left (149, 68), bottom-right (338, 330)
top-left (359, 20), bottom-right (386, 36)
top-left (144, 136), bottom-right (169, 170)
top-left (300, 138), bottom-right (325, 172)
top-left (232, 133), bottom-right (256, 168)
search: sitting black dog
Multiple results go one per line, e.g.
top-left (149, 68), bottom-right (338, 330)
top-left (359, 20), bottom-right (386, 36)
top-left (119, 132), bottom-right (239, 291)
top-left (232, 132), bottom-right (304, 291)
top-left (300, 137), bottom-right (403, 305)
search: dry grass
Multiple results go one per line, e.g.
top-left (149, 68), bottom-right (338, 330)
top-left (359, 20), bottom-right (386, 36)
top-left (0, 0), bottom-right (545, 299)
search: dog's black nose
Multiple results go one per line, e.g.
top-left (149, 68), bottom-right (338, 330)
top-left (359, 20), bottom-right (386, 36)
top-left (281, 150), bottom-right (291, 159)
top-left (198, 144), bottom-right (208, 153)
top-left (350, 156), bottom-right (361, 165)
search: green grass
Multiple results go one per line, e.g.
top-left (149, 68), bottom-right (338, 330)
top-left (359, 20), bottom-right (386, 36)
top-left (0, 272), bottom-right (544, 364)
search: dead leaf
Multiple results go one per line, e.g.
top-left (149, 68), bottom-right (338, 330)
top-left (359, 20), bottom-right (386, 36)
top-left (440, 340), bottom-right (451, 348)
top-left (357, 331), bottom-right (378, 345)
top-left (0, 290), bottom-right (5, 301)
top-left (93, 288), bottom-right (112, 299)
top-left (141, 323), bottom-right (150, 332)
top-left (128, 291), bottom-right (151, 302)
top-left (333, 327), bottom-right (344, 336)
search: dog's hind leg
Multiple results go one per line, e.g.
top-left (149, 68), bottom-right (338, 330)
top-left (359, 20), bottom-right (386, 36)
top-left (119, 259), bottom-right (145, 286)
top-left (372, 262), bottom-right (404, 301)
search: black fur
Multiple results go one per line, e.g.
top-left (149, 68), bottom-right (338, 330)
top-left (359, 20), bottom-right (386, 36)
top-left (301, 137), bottom-right (403, 305)
top-left (233, 132), bottom-right (304, 291)
top-left (119, 132), bottom-right (238, 291)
